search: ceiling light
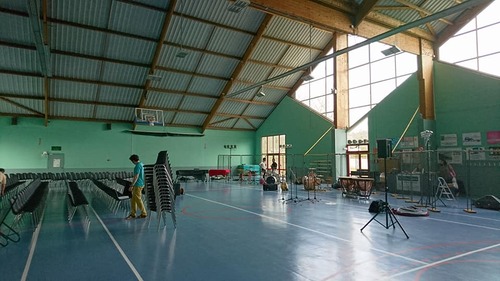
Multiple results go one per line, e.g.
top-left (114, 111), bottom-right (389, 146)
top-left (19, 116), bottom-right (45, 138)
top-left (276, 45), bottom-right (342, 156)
top-left (176, 51), bottom-right (188, 58)
top-left (301, 66), bottom-right (314, 81)
top-left (227, 0), bottom-right (250, 13)
top-left (302, 74), bottom-right (314, 81)
top-left (146, 74), bottom-right (162, 81)
top-left (381, 45), bottom-right (402, 56)
top-left (256, 91), bottom-right (265, 97)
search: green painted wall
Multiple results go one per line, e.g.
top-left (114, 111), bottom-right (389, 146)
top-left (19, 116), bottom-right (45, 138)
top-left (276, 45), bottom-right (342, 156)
top-left (434, 62), bottom-right (500, 141)
top-left (368, 73), bottom-right (421, 151)
top-left (0, 117), bottom-right (255, 172)
top-left (368, 61), bottom-right (500, 197)
top-left (369, 62), bottom-right (500, 152)
top-left (256, 96), bottom-right (334, 155)
top-left (256, 96), bottom-right (335, 176)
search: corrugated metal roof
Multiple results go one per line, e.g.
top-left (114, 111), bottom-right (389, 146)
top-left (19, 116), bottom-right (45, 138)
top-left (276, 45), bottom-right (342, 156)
top-left (0, 46), bottom-right (40, 73)
top-left (142, 91), bottom-right (183, 109)
top-left (0, 0), bottom-right (483, 130)
top-left (178, 95), bottom-right (215, 112)
top-left (109, 1), bottom-right (165, 39)
top-left (98, 85), bottom-right (142, 105)
top-left (0, 74), bottom-right (42, 96)
top-left (187, 76), bottom-right (226, 97)
top-left (5, 98), bottom-right (43, 115)
top-left (172, 111), bottom-right (206, 126)
top-left (51, 80), bottom-right (98, 100)
top-left (0, 13), bottom-right (33, 45)
top-left (209, 116), bottom-right (238, 129)
top-left (218, 100), bottom-right (248, 115)
top-left (95, 105), bottom-right (134, 121)
top-left (51, 0), bottom-right (111, 28)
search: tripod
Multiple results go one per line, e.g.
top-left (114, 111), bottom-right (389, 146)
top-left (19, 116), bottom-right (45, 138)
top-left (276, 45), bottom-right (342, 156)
top-left (361, 140), bottom-right (409, 239)
top-left (283, 168), bottom-right (296, 203)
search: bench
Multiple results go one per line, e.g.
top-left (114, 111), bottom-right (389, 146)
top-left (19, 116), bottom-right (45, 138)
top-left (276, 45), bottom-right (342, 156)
top-left (208, 169), bottom-right (230, 181)
top-left (67, 181), bottom-right (90, 222)
top-left (176, 169), bottom-right (208, 182)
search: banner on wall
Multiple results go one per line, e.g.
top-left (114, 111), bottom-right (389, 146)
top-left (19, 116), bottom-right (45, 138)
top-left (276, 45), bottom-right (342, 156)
top-left (400, 136), bottom-right (418, 148)
top-left (437, 148), bottom-right (463, 164)
top-left (440, 134), bottom-right (458, 147)
top-left (487, 131), bottom-right (500, 144)
top-left (462, 132), bottom-right (481, 146)
top-left (466, 147), bottom-right (486, 160)
top-left (490, 147), bottom-right (500, 160)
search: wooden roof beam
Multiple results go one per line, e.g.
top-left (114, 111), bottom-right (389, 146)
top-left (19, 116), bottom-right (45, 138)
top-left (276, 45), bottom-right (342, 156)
top-left (201, 14), bottom-right (273, 132)
top-left (137, 0), bottom-right (176, 108)
top-left (353, 0), bottom-right (379, 28)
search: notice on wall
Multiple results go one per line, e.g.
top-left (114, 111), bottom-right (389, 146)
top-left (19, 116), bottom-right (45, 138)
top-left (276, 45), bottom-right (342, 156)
top-left (462, 132), bottom-right (481, 146)
top-left (487, 131), bottom-right (500, 144)
top-left (400, 136), bottom-right (418, 148)
top-left (440, 134), bottom-right (458, 147)
top-left (489, 146), bottom-right (500, 160)
top-left (437, 148), bottom-right (463, 164)
top-left (466, 147), bottom-right (486, 160)
top-left (52, 158), bottom-right (61, 168)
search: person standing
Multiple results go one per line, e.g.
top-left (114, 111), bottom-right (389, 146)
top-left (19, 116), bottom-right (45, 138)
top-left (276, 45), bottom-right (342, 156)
top-left (125, 154), bottom-right (147, 219)
top-left (0, 168), bottom-right (6, 196)
top-left (271, 158), bottom-right (278, 174)
top-left (259, 157), bottom-right (267, 178)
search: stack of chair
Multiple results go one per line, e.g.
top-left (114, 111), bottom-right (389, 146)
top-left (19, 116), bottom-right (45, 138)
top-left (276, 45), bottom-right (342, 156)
top-left (145, 151), bottom-right (176, 230)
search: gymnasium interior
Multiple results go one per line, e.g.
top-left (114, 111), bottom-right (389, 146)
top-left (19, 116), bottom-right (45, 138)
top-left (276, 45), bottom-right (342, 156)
top-left (1, 0), bottom-right (499, 280)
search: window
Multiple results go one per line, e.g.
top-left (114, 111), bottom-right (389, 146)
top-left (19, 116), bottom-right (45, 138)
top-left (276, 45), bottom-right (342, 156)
top-left (261, 135), bottom-right (286, 175)
top-left (439, 1), bottom-right (500, 77)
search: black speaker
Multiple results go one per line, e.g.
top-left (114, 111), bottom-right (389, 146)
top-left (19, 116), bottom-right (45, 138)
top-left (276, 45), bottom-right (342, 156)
top-left (474, 195), bottom-right (500, 210)
top-left (12, 117), bottom-right (17, 125)
top-left (106, 123), bottom-right (112, 130)
top-left (377, 139), bottom-right (392, 158)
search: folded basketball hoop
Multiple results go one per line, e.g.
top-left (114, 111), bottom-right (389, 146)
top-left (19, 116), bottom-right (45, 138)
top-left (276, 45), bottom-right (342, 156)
top-left (134, 108), bottom-right (164, 126)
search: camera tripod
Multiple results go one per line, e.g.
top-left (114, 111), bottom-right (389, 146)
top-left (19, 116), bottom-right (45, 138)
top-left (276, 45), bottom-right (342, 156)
top-left (361, 140), bottom-right (409, 239)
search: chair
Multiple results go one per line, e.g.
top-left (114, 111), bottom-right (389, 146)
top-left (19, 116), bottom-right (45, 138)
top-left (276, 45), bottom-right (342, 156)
top-left (436, 177), bottom-right (455, 201)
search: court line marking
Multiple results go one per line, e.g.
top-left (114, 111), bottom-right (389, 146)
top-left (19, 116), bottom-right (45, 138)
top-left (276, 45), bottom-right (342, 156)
top-left (427, 217), bottom-right (500, 231)
top-left (186, 193), bottom-right (427, 265)
top-left (21, 209), bottom-right (45, 281)
top-left (385, 242), bottom-right (500, 280)
top-left (91, 207), bottom-right (144, 281)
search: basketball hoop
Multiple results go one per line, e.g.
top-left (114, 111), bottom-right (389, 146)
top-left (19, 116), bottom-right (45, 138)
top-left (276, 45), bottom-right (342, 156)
top-left (134, 108), bottom-right (164, 126)
top-left (146, 116), bottom-right (156, 126)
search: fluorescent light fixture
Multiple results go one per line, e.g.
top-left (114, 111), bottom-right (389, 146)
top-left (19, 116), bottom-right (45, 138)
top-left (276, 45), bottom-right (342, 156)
top-left (302, 74), bottom-right (314, 81)
top-left (302, 66), bottom-right (314, 81)
top-left (381, 45), bottom-right (402, 56)
top-left (227, 0), bottom-right (250, 13)
top-left (176, 51), bottom-right (188, 58)
top-left (256, 91), bottom-right (265, 97)
top-left (146, 74), bottom-right (162, 81)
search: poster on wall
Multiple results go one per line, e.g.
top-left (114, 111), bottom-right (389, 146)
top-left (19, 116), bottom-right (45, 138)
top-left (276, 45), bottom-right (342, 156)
top-left (462, 132), bottom-right (481, 146)
top-left (437, 148), bottom-right (463, 165)
top-left (489, 146), bottom-right (500, 160)
top-left (465, 147), bottom-right (486, 160)
top-left (487, 131), bottom-right (500, 144)
top-left (440, 134), bottom-right (458, 147)
top-left (400, 136), bottom-right (418, 148)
